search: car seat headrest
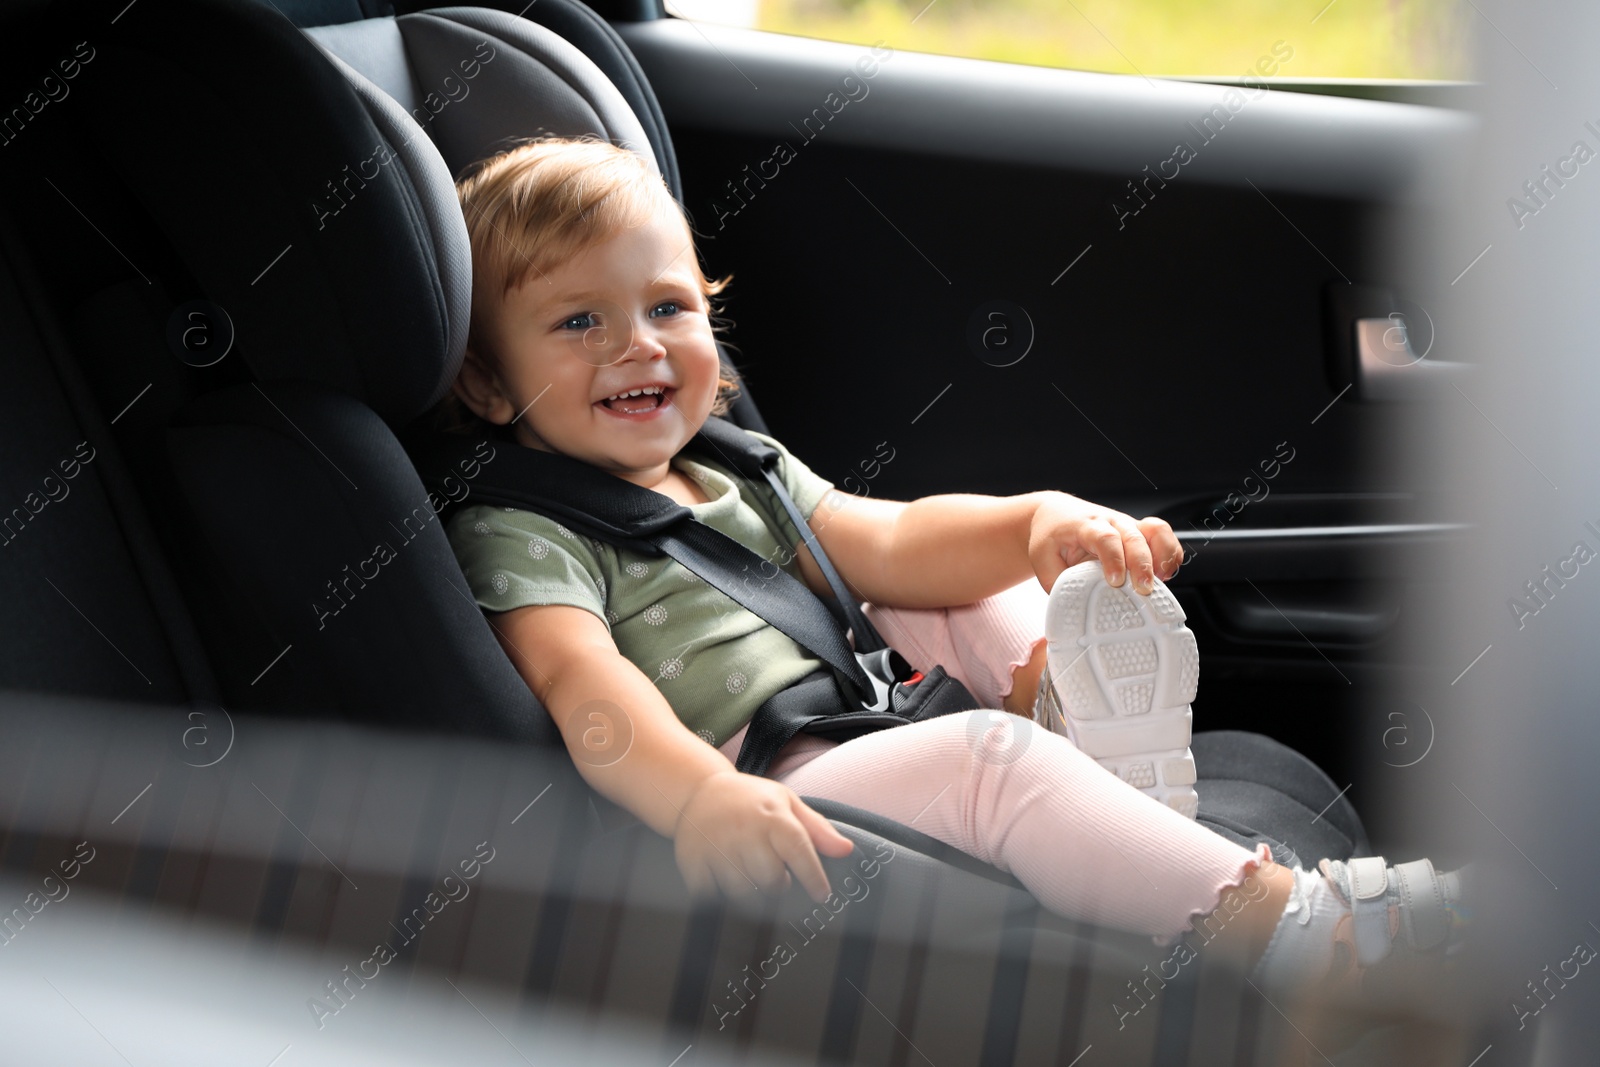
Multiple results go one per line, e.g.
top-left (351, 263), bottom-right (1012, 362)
top-left (294, 9), bottom-right (667, 424)
top-left (74, 0), bottom-right (672, 428)
top-left (305, 9), bottom-right (662, 182)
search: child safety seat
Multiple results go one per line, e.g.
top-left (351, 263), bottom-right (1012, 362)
top-left (307, 0), bottom-right (1369, 871)
top-left (300, 0), bottom-right (982, 793)
top-left (19, 0), bottom-right (1069, 899)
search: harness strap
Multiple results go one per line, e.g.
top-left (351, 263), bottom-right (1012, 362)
top-left (735, 670), bottom-right (840, 776)
top-left (692, 419), bottom-right (888, 654)
top-left (757, 467), bottom-right (887, 654)
top-left (405, 424), bottom-right (879, 702)
top-left (733, 667), bottom-right (930, 777)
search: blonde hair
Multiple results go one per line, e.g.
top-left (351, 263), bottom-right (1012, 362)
top-left (438, 134), bottom-right (740, 434)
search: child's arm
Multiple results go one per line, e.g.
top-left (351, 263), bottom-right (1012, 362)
top-left (489, 602), bottom-right (854, 902)
top-left (794, 489), bottom-right (1183, 610)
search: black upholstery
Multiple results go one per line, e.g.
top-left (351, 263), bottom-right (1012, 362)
top-left (309, 8), bottom-right (663, 196)
top-left (0, 0), bottom-right (750, 743)
top-left (168, 381), bottom-right (556, 740)
top-left (25, 1), bottom-right (753, 724)
top-left (1192, 730), bottom-right (1371, 864)
top-left (53, 3), bottom-right (452, 427)
top-left (433, 0), bottom-right (688, 204)
top-left (0, 212), bottom-right (211, 705)
top-left (75, 0), bottom-right (756, 730)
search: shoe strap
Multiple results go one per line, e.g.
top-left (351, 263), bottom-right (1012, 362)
top-left (1345, 856), bottom-right (1394, 966)
top-left (1392, 858), bottom-right (1450, 951)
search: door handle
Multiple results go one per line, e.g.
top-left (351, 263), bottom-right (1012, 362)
top-left (1209, 582), bottom-right (1401, 644)
top-left (1354, 316), bottom-right (1467, 401)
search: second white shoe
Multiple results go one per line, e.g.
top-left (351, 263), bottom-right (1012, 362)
top-left (1032, 560), bottom-right (1200, 818)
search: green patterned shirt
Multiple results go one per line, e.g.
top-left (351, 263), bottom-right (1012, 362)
top-left (445, 432), bottom-right (836, 746)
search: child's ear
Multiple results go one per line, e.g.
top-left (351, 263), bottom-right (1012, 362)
top-left (453, 344), bottom-right (514, 425)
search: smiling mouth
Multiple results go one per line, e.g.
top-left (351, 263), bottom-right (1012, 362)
top-left (598, 386), bottom-right (672, 415)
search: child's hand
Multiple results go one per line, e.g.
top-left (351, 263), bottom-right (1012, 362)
top-left (672, 771), bottom-right (854, 905)
top-left (1027, 492), bottom-right (1183, 596)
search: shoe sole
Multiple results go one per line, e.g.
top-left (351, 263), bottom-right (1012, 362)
top-left (1036, 561), bottom-right (1200, 819)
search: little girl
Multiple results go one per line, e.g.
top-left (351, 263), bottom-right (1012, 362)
top-left (438, 135), bottom-right (1463, 999)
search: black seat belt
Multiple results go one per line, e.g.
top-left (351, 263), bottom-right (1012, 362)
top-left (686, 422), bottom-right (890, 659)
top-left (405, 419), bottom-right (972, 776)
top-left (406, 422), bottom-right (908, 703)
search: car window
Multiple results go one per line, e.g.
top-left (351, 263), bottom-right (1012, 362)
top-left (664, 0), bottom-right (1473, 81)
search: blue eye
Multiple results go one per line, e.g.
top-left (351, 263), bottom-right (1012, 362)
top-left (650, 301), bottom-right (683, 319)
top-left (560, 312), bottom-right (597, 331)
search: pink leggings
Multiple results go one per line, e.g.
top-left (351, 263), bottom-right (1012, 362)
top-left (717, 580), bottom-right (1268, 938)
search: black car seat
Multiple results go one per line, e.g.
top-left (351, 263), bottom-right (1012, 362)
top-left (5, 0), bottom-right (1090, 909)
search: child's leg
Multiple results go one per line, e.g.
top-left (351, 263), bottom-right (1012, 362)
top-left (861, 579), bottom-right (1050, 714)
top-left (794, 590), bottom-right (1463, 989)
top-left (773, 709), bottom-right (1466, 995)
top-left (775, 709), bottom-right (1270, 937)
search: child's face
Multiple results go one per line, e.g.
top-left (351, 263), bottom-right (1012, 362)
top-left (460, 200), bottom-right (721, 489)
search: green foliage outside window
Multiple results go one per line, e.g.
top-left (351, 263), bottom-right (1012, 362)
top-left (733, 0), bottom-right (1472, 80)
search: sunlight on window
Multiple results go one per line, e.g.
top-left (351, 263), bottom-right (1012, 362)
top-left (665, 0), bottom-right (1474, 81)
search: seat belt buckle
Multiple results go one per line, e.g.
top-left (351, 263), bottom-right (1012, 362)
top-left (850, 647), bottom-right (914, 714)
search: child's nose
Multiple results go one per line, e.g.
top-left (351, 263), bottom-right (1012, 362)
top-left (626, 321), bottom-right (668, 360)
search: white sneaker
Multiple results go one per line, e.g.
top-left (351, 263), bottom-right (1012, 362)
top-left (1032, 560), bottom-right (1200, 818)
top-left (1253, 856), bottom-right (1470, 1001)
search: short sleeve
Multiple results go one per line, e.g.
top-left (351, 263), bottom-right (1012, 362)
top-left (445, 504), bottom-right (609, 628)
top-left (746, 431), bottom-right (835, 521)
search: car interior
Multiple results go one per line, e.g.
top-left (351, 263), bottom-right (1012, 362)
top-left (0, 0), bottom-right (1495, 1062)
